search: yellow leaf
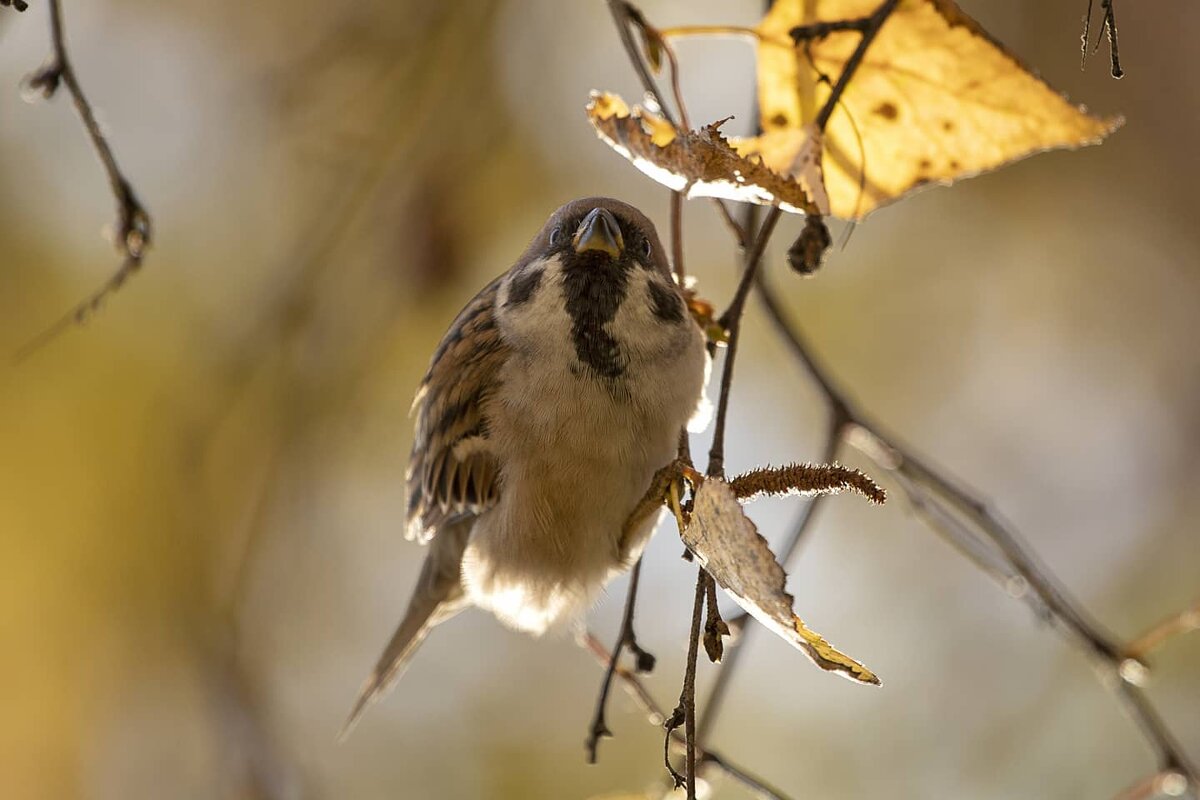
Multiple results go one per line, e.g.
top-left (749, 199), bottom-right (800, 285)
top-left (736, 0), bottom-right (1123, 219)
top-left (682, 477), bottom-right (880, 685)
top-left (587, 92), bottom-right (819, 215)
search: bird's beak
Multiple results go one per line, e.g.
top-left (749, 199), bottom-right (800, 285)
top-left (573, 207), bottom-right (624, 258)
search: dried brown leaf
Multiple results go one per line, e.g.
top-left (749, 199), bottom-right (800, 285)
top-left (587, 92), bottom-right (819, 215)
top-left (736, 0), bottom-right (1123, 219)
top-left (682, 477), bottom-right (880, 685)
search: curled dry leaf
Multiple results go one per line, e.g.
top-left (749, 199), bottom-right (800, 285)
top-left (587, 92), bottom-right (819, 215)
top-left (736, 0), bottom-right (1123, 219)
top-left (682, 477), bottom-right (880, 685)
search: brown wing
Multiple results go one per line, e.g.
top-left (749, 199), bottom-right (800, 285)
top-left (405, 276), bottom-right (507, 543)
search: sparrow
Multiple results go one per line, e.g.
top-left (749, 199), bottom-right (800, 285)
top-left (342, 197), bottom-right (709, 735)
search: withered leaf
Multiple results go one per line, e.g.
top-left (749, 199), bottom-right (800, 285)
top-left (682, 477), bottom-right (880, 685)
top-left (587, 92), bottom-right (819, 215)
top-left (736, 0), bottom-right (1123, 219)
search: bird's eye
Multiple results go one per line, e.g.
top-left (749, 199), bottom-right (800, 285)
top-left (549, 226), bottom-right (563, 247)
top-left (642, 239), bottom-right (653, 260)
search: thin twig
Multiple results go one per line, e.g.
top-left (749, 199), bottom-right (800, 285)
top-left (712, 201), bottom-right (748, 248)
top-left (1101, 0), bottom-right (1124, 79)
top-left (814, 0), bottom-right (900, 132)
top-left (706, 207), bottom-right (782, 478)
top-left (586, 557), bottom-right (650, 763)
top-left (579, 632), bottom-right (793, 800)
top-left (670, 191), bottom-right (686, 283)
top-left (1081, 0), bottom-right (1095, 70)
top-left (1081, 0), bottom-right (1124, 78)
top-left (702, 572), bottom-right (728, 663)
top-left (684, 570), bottom-right (707, 798)
top-left (15, 0), bottom-right (152, 359)
top-left (606, 0), bottom-right (678, 128)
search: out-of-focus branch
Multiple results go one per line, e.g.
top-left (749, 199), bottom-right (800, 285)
top-left (1123, 600), bottom-right (1200, 663)
top-left (15, 0), bottom-right (152, 359)
top-left (754, 274), bottom-right (1199, 789)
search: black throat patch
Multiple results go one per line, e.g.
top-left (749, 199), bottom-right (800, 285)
top-left (560, 250), bottom-right (632, 378)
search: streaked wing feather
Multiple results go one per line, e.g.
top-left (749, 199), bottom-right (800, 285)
top-left (406, 277), bottom-right (507, 543)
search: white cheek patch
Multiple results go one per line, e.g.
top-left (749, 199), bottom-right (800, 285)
top-left (496, 255), bottom-right (576, 357)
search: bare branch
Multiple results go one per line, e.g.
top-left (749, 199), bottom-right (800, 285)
top-left (586, 557), bottom-right (655, 763)
top-left (811, 0), bottom-right (900, 132)
top-left (702, 572), bottom-right (728, 663)
top-left (674, 568), bottom-right (707, 798)
top-left (15, 0), bottom-right (152, 358)
top-left (706, 207), bottom-right (782, 479)
top-left (1082, 0), bottom-right (1125, 79)
top-left (578, 631), bottom-right (793, 800)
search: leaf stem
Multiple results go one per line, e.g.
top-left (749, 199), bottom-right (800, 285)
top-left (658, 24), bottom-right (762, 41)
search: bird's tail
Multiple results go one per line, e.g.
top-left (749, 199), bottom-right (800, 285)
top-left (339, 520), bottom-right (470, 741)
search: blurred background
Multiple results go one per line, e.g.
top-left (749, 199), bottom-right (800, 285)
top-left (1, 1), bottom-right (1197, 798)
